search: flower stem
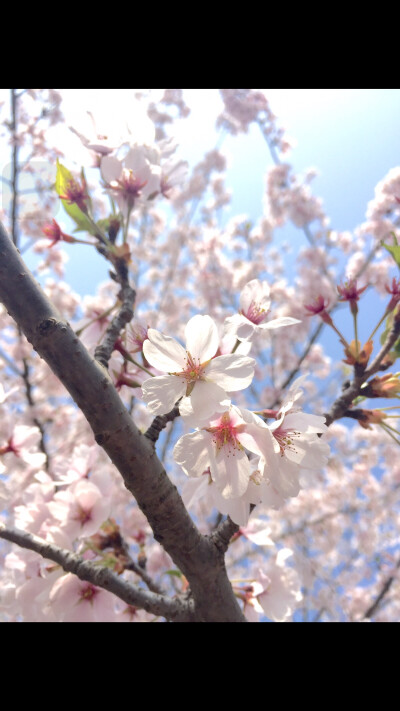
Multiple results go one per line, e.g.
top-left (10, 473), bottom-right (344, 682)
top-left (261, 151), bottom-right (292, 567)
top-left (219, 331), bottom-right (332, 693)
top-left (74, 303), bottom-right (118, 336)
top-left (367, 311), bottom-right (390, 343)
top-left (123, 354), bottom-right (154, 377)
top-left (380, 422), bottom-right (400, 445)
top-left (353, 312), bottom-right (359, 358)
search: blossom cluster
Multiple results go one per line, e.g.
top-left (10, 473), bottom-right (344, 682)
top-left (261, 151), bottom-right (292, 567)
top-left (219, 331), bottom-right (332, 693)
top-left (139, 280), bottom-right (330, 530)
top-left (6, 89), bottom-right (393, 623)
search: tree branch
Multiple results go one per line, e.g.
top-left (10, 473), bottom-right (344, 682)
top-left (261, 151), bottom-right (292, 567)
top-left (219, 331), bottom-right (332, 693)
top-left (363, 555), bottom-right (400, 620)
top-left (324, 313), bottom-right (400, 427)
top-left (0, 524), bottom-right (193, 621)
top-left (145, 406), bottom-right (181, 443)
top-left (94, 260), bottom-right (136, 369)
top-left (0, 221), bottom-right (246, 622)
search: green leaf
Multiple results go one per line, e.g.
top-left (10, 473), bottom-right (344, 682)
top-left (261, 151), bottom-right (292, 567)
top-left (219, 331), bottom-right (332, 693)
top-left (55, 159), bottom-right (73, 196)
top-left (55, 160), bottom-right (96, 236)
top-left (165, 569), bottom-right (183, 578)
top-left (381, 232), bottom-right (400, 270)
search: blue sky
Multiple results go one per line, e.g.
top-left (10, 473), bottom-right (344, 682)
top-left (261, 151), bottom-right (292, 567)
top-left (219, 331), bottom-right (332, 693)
top-left (2, 89), bottom-right (400, 368)
top-left (2, 89), bottom-right (400, 295)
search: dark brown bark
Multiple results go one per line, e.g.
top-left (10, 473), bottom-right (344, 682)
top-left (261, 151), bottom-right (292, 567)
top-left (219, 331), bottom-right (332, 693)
top-left (0, 221), bottom-right (245, 622)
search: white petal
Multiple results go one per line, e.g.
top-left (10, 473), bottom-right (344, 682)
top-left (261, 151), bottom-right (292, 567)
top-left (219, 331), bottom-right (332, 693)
top-left (184, 315), bottom-right (219, 362)
top-left (284, 412), bottom-right (328, 434)
top-left (181, 476), bottom-right (210, 509)
top-left (101, 156), bottom-right (122, 183)
top-left (184, 380), bottom-right (230, 421)
top-left (236, 320), bottom-right (256, 342)
top-left (239, 279), bottom-right (270, 313)
top-left (211, 448), bottom-right (251, 499)
top-left (124, 147), bottom-right (151, 175)
top-left (143, 329), bottom-right (187, 372)
top-left (261, 316), bottom-right (301, 330)
top-left (141, 167), bottom-right (161, 198)
top-left (237, 422), bottom-right (277, 461)
top-left (141, 375), bottom-right (185, 415)
top-left (211, 486), bottom-right (252, 527)
top-left (173, 431), bottom-right (212, 478)
top-left (205, 354), bottom-right (255, 391)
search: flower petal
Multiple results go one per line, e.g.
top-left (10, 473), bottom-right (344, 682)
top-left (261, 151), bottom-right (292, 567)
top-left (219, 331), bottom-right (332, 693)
top-left (239, 279), bottom-right (271, 313)
top-left (101, 156), bottom-right (122, 183)
top-left (143, 329), bottom-right (187, 372)
top-left (211, 486), bottom-right (252, 527)
top-left (236, 319), bottom-right (256, 342)
top-left (173, 431), bottom-right (212, 478)
top-left (261, 316), bottom-right (301, 330)
top-left (184, 315), bottom-right (219, 362)
top-left (141, 375), bottom-right (185, 415)
top-left (124, 146), bottom-right (151, 174)
top-left (205, 354), bottom-right (255, 391)
top-left (183, 380), bottom-right (230, 422)
top-left (211, 447), bottom-right (251, 499)
top-left (237, 422), bottom-right (277, 461)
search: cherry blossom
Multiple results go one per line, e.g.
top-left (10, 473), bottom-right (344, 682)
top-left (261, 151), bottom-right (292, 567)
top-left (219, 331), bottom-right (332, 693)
top-left (3, 89), bottom-right (400, 623)
top-left (242, 549), bottom-right (303, 622)
top-left (181, 458), bottom-right (281, 526)
top-left (173, 405), bottom-right (277, 499)
top-left (225, 279), bottom-right (301, 342)
top-left (49, 573), bottom-right (118, 622)
top-left (101, 146), bottom-right (161, 216)
top-left (141, 315), bottom-right (255, 420)
top-left (0, 425), bottom-right (46, 472)
top-left (263, 376), bottom-right (330, 503)
top-left (46, 479), bottom-right (111, 540)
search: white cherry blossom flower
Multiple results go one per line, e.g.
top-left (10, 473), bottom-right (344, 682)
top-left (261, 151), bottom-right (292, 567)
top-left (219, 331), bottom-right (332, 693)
top-left (101, 146), bottom-right (161, 216)
top-left (181, 460), bottom-right (279, 527)
top-left (243, 549), bottom-right (303, 622)
top-left (173, 405), bottom-right (277, 499)
top-left (261, 375), bottom-right (330, 503)
top-left (141, 315), bottom-right (255, 421)
top-left (0, 424), bottom-right (46, 471)
top-left (225, 279), bottom-right (301, 342)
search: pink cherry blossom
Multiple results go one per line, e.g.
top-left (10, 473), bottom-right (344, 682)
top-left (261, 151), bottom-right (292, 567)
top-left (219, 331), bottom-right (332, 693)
top-left (141, 315), bottom-right (255, 421)
top-left (225, 279), bottom-right (301, 342)
top-left (47, 479), bottom-right (111, 539)
top-left (261, 376), bottom-right (330, 503)
top-left (174, 405), bottom-right (277, 499)
top-left (243, 549), bottom-right (303, 622)
top-left (101, 146), bottom-right (162, 216)
top-left (49, 573), bottom-right (118, 622)
top-left (0, 425), bottom-right (46, 471)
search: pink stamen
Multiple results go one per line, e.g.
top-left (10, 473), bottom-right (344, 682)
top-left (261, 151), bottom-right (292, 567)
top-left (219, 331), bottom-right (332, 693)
top-left (241, 300), bottom-right (268, 325)
top-left (272, 426), bottom-right (300, 456)
top-left (79, 583), bottom-right (98, 604)
top-left (207, 412), bottom-right (244, 455)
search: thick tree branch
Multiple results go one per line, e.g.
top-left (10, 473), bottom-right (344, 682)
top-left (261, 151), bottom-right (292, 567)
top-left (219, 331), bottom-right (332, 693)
top-left (0, 524), bottom-right (193, 621)
top-left (0, 221), bottom-right (246, 622)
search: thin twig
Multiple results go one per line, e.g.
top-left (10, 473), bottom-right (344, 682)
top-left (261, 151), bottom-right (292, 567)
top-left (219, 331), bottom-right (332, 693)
top-left (363, 556), bottom-right (400, 620)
